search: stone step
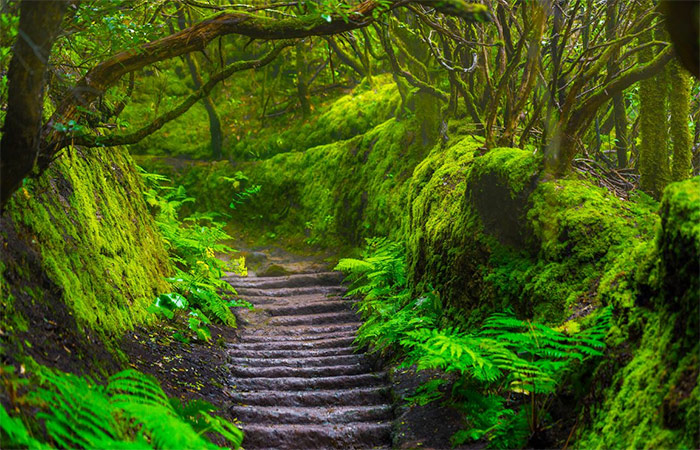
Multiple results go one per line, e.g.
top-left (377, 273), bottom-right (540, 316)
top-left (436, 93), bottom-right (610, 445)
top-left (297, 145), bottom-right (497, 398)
top-left (234, 285), bottom-right (346, 298)
top-left (229, 363), bottom-right (369, 379)
top-left (229, 404), bottom-right (393, 425)
top-left (229, 354), bottom-right (368, 368)
top-left (240, 323), bottom-right (361, 337)
top-left (227, 346), bottom-right (358, 359)
top-left (224, 271), bottom-right (343, 289)
top-left (226, 386), bottom-right (391, 407)
top-left (239, 422), bottom-right (392, 449)
top-left (229, 372), bottom-right (387, 391)
top-left (258, 300), bottom-right (354, 316)
top-left (238, 329), bottom-right (357, 343)
top-left (231, 294), bottom-right (346, 305)
top-left (228, 336), bottom-right (356, 351)
top-left (267, 311), bottom-right (359, 326)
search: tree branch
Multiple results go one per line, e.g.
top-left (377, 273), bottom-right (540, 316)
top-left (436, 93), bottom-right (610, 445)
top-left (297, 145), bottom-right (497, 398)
top-left (71, 42), bottom-right (293, 148)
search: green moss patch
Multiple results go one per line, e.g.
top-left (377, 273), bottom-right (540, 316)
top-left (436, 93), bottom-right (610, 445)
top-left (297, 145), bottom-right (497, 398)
top-left (2, 147), bottom-right (171, 341)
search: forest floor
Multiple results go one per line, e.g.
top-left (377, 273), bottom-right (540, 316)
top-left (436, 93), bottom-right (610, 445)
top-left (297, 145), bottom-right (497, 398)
top-left (121, 246), bottom-right (473, 449)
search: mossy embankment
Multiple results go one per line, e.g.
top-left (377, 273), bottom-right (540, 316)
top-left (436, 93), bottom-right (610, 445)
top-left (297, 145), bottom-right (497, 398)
top-left (0, 147), bottom-right (171, 372)
top-left (139, 79), bottom-right (698, 447)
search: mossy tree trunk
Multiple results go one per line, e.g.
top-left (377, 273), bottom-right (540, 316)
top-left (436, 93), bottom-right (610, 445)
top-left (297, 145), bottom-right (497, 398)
top-left (638, 25), bottom-right (670, 198)
top-left (668, 59), bottom-right (693, 181)
top-left (0, 0), bottom-right (68, 209)
top-left (392, 13), bottom-right (442, 146)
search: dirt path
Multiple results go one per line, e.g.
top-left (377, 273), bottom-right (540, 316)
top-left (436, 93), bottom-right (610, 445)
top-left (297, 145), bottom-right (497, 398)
top-left (223, 270), bottom-right (394, 449)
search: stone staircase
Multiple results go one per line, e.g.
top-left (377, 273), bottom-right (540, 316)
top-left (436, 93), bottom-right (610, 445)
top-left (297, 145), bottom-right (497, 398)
top-left (224, 271), bottom-right (393, 449)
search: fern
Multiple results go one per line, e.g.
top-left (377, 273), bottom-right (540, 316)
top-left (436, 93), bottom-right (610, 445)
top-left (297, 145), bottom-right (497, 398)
top-left (2, 367), bottom-right (243, 450)
top-left (139, 169), bottom-right (248, 339)
top-left (337, 237), bottom-right (613, 449)
top-left (229, 184), bottom-right (261, 210)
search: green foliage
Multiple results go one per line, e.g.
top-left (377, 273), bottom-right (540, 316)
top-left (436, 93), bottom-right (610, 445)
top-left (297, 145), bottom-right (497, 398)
top-left (337, 238), bottom-right (611, 448)
top-left (229, 184), bottom-right (261, 210)
top-left (304, 214), bottom-right (336, 245)
top-left (0, 366), bottom-right (242, 450)
top-left (140, 168), bottom-right (246, 339)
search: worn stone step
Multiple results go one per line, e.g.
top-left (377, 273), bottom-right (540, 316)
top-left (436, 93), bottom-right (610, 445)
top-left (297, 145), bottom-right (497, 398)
top-left (229, 353), bottom-right (368, 368)
top-left (230, 294), bottom-right (346, 306)
top-left (258, 300), bottom-right (353, 316)
top-left (224, 272), bottom-right (343, 289)
top-left (239, 422), bottom-right (392, 450)
top-left (241, 323), bottom-right (361, 337)
top-left (228, 336), bottom-right (356, 350)
top-left (227, 346), bottom-right (358, 359)
top-left (229, 372), bottom-right (387, 391)
top-left (267, 311), bottom-right (359, 326)
top-left (229, 404), bottom-right (393, 425)
top-left (238, 329), bottom-right (357, 343)
top-left (230, 363), bottom-right (369, 378)
top-left (226, 386), bottom-right (391, 407)
top-left (234, 285), bottom-right (346, 297)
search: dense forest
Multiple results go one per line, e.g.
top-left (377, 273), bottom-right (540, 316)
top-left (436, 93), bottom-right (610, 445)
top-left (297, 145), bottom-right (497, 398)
top-left (0, 0), bottom-right (698, 449)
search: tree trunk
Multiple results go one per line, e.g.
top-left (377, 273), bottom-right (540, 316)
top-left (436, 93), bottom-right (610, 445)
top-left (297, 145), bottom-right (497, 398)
top-left (0, 0), bottom-right (68, 209)
top-left (296, 42), bottom-right (312, 119)
top-left (668, 59), bottom-right (692, 181)
top-left (638, 20), bottom-right (670, 198)
top-left (606, 0), bottom-right (628, 168)
top-left (177, 8), bottom-right (223, 160)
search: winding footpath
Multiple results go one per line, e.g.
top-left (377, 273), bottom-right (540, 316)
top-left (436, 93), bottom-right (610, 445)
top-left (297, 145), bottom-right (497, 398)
top-left (223, 271), bottom-right (394, 449)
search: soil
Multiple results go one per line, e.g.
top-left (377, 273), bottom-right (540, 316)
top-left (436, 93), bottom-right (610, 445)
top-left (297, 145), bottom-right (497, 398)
top-left (120, 321), bottom-right (238, 408)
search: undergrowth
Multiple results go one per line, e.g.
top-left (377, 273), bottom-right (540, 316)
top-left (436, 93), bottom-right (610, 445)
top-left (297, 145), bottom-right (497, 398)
top-left (0, 364), bottom-right (242, 449)
top-left (336, 238), bottom-right (612, 448)
top-left (140, 169), bottom-right (251, 343)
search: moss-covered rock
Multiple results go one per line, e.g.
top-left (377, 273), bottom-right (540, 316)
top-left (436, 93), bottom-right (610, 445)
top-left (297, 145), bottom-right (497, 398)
top-left (1, 147), bottom-right (171, 369)
top-left (574, 177), bottom-right (699, 449)
top-left (230, 75), bottom-right (401, 160)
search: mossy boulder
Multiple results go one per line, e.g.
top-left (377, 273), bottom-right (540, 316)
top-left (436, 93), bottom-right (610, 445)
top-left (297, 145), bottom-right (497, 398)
top-left (1, 147), bottom-right (171, 369)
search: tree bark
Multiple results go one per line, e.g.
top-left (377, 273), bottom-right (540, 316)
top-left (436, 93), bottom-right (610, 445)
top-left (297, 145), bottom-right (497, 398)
top-left (638, 17), bottom-right (670, 198)
top-left (546, 46), bottom-right (672, 176)
top-left (0, 0), bottom-right (68, 208)
top-left (177, 8), bottom-right (224, 160)
top-left (606, 0), bottom-right (629, 168)
top-left (669, 59), bottom-right (693, 181)
top-left (296, 42), bottom-right (312, 118)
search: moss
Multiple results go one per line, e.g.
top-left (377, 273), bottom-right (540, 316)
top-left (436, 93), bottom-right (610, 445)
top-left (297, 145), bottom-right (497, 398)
top-left (470, 147), bottom-right (541, 196)
top-left (230, 75), bottom-right (400, 160)
top-left (574, 178), bottom-right (700, 449)
top-left (234, 115), bottom-right (422, 248)
top-left (404, 136), bottom-right (482, 305)
top-left (668, 60), bottom-right (693, 182)
top-left (638, 19), bottom-right (670, 198)
top-left (576, 312), bottom-right (698, 449)
top-left (3, 147), bottom-right (171, 338)
top-left (655, 176), bottom-right (700, 333)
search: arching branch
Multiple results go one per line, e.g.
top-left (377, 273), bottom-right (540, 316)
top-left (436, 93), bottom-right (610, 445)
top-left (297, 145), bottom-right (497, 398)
top-left (71, 42), bottom-right (293, 148)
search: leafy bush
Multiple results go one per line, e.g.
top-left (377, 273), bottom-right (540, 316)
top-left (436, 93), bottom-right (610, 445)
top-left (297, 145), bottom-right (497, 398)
top-left (140, 168), bottom-right (247, 340)
top-left (0, 365), bottom-right (242, 449)
top-left (336, 238), bottom-right (612, 448)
